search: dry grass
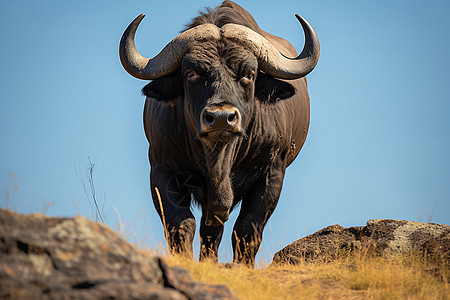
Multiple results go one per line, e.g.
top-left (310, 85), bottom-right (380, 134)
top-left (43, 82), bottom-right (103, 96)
top-left (163, 253), bottom-right (449, 300)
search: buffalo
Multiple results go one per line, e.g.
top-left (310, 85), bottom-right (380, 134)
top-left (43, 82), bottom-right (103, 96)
top-left (119, 1), bottom-right (319, 266)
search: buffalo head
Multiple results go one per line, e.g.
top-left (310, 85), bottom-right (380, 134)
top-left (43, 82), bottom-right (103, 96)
top-left (119, 14), bottom-right (319, 145)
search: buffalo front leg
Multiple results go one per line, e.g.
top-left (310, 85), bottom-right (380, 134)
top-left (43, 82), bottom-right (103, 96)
top-left (232, 168), bottom-right (285, 267)
top-left (199, 207), bottom-right (225, 262)
top-left (150, 165), bottom-right (195, 258)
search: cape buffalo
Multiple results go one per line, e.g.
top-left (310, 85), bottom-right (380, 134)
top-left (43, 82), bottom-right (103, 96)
top-left (119, 1), bottom-right (319, 266)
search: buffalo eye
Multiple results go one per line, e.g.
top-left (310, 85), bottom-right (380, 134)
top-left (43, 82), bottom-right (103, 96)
top-left (185, 69), bottom-right (198, 80)
top-left (240, 70), bottom-right (255, 85)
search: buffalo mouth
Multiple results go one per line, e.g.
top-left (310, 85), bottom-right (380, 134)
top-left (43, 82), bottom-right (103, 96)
top-left (199, 130), bottom-right (243, 142)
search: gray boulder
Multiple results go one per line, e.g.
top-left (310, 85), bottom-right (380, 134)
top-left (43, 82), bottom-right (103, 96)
top-left (272, 219), bottom-right (450, 266)
top-left (0, 209), bottom-right (236, 300)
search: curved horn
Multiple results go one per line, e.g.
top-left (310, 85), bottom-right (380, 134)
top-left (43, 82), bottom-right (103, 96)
top-left (222, 14), bottom-right (320, 80)
top-left (119, 14), bottom-right (221, 80)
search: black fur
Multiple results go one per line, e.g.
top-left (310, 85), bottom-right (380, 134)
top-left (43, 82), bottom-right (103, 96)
top-left (186, 3), bottom-right (259, 32)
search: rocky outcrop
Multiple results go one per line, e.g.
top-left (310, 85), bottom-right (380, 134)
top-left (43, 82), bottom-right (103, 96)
top-left (0, 209), bottom-right (236, 300)
top-left (272, 219), bottom-right (450, 265)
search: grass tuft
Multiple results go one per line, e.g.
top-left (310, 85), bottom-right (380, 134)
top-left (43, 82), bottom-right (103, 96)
top-left (160, 251), bottom-right (449, 300)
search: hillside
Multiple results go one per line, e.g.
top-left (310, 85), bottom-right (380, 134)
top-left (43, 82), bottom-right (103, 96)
top-left (1, 209), bottom-right (448, 299)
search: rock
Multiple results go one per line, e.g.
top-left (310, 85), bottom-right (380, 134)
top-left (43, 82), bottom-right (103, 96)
top-left (0, 209), bottom-right (236, 300)
top-left (272, 219), bottom-right (450, 266)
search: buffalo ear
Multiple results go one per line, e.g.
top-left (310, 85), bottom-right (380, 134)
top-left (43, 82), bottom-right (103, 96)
top-left (141, 71), bottom-right (183, 103)
top-left (255, 72), bottom-right (296, 103)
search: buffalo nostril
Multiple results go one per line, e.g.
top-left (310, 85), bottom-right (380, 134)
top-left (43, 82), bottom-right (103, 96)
top-left (204, 111), bottom-right (215, 125)
top-left (227, 112), bottom-right (237, 123)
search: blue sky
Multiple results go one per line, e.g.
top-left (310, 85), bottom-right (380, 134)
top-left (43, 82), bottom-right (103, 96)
top-left (1, 0), bottom-right (449, 265)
